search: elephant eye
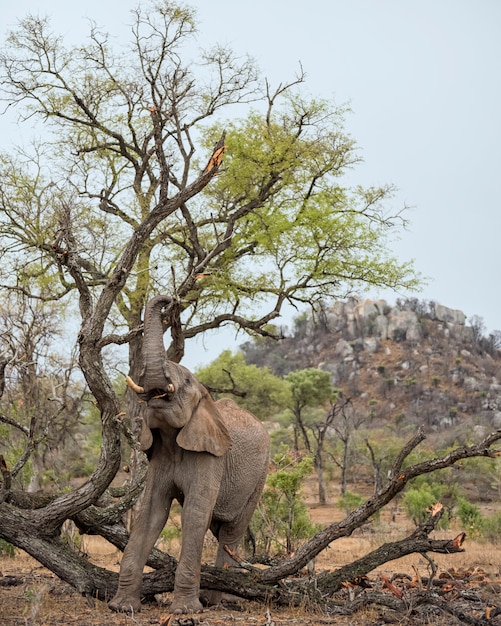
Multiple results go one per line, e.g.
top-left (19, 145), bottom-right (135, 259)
top-left (185, 377), bottom-right (191, 385)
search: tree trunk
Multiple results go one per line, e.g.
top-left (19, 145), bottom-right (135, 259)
top-left (315, 451), bottom-right (326, 505)
top-left (340, 437), bottom-right (349, 495)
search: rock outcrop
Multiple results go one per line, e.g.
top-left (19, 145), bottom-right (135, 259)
top-left (243, 295), bottom-right (501, 434)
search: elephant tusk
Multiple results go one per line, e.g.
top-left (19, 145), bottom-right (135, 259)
top-left (125, 375), bottom-right (145, 394)
top-left (152, 383), bottom-right (175, 399)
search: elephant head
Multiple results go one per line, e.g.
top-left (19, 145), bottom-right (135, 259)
top-left (126, 295), bottom-right (231, 457)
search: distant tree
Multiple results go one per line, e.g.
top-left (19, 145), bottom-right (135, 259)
top-left (488, 330), bottom-right (501, 354)
top-left (284, 368), bottom-right (342, 504)
top-left (469, 315), bottom-right (501, 356)
top-left (195, 350), bottom-right (290, 419)
top-left (285, 368), bottom-right (335, 452)
top-left (330, 400), bottom-right (365, 495)
top-left (469, 315), bottom-right (486, 349)
top-left (308, 394), bottom-right (353, 504)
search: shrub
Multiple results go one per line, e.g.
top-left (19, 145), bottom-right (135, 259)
top-left (402, 483), bottom-right (450, 529)
top-left (455, 497), bottom-right (483, 537)
top-left (337, 491), bottom-right (365, 515)
top-left (480, 512), bottom-right (501, 543)
top-left (252, 446), bottom-right (320, 555)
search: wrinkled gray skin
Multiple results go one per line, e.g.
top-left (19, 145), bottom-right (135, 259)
top-left (109, 295), bottom-right (270, 615)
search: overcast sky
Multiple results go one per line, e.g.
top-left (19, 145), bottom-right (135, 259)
top-left (2, 1), bottom-right (500, 368)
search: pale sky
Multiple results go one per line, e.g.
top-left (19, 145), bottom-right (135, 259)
top-left (2, 1), bottom-right (500, 368)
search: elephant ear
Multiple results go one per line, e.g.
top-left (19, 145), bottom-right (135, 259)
top-left (176, 389), bottom-right (231, 457)
top-left (139, 418), bottom-right (153, 452)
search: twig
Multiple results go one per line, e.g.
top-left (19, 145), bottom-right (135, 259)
top-left (420, 552), bottom-right (438, 590)
top-left (223, 545), bottom-right (261, 573)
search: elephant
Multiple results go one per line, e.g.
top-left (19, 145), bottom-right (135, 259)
top-left (109, 294), bottom-right (270, 615)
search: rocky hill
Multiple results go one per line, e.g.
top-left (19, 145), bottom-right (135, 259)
top-left (242, 297), bottom-right (501, 439)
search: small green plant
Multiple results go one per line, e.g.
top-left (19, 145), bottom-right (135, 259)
top-left (482, 511), bottom-right (501, 542)
top-left (159, 519), bottom-right (182, 548)
top-left (402, 483), bottom-right (450, 529)
top-left (0, 538), bottom-right (15, 557)
top-left (61, 521), bottom-right (84, 553)
top-left (455, 497), bottom-right (483, 537)
top-left (252, 445), bottom-right (320, 556)
top-left (336, 491), bottom-right (365, 515)
top-left (394, 412), bottom-right (406, 425)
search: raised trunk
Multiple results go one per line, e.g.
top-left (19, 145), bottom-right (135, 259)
top-left (141, 295), bottom-right (173, 388)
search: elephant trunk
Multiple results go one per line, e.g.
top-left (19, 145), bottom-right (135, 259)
top-left (142, 295), bottom-right (174, 391)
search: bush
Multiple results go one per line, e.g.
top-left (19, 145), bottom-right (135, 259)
top-left (337, 491), bottom-right (365, 515)
top-left (455, 497), bottom-right (483, 537)
top-left (252, 446), bottom-right (320, 556)
top-left (481, 511), bottom-right (501, 543)
top-left (402, 483), bottom-right (450, 529)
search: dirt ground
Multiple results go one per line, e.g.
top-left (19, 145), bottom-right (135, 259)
top-left (2, 503), bottom-right (501, 625)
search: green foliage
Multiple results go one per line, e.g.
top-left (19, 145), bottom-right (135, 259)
top-left (252, 445), bottom-right (320, 555)
top-left (285, 368), bottom-right (336, 411)
top-left (196, 350), bottom-right (290, 419)
top-left (481, 511), bottom-right (501, 543)
top-left (200, 100), bottom-right (420, 310)
top-left (402, 483), bottom-right (451, 529)
top-left (269, 423), bottom-right (296, 454)
top-left (284, 368), bottom-right (337, 452)
top-left (61, 521), bottom-right (84, 554)
top-left (0, 539), bottom-right (15, 557)
top-left (455, 497), bottom-right (483, 537)
top-left (160, 515), bottom-right (182, 549)
top-left (336, 491), bottom-right (365, 515)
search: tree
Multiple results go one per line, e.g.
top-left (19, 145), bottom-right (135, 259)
top-left (195, 350), bottom-right (290, 420)
top-left (285, 368), bottom-right (335, 452)
top-left (284, 368), bottom-right (341, 504)
top-left (330, 399), bottom-right (365, 496)
top-left (0, 0), bottom-right (432, 608)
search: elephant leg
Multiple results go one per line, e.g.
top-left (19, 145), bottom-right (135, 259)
top-left (201, 518), bottom-right (248, 607)
top-left (170, 489), bottom-right (218, 614)
top-left (109, 489), bottom-right (172, 613)
top-left (204, 487), bottom-right (264, 607)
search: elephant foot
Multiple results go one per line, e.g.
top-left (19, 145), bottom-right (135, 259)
top-left (108, 593), bottom-right (142, 613)
top-left (170, 595), bottom-right (203, 614)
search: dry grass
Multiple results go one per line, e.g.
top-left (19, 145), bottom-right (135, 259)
top-left (2, 500), bottom-right (501, 625)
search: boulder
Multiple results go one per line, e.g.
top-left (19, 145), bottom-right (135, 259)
top-left (387, 309), bottom-right (421, 342)
top-left (335, 338), bottom-right (354, 360)
top-left (432, 303), bottom-right (466, 325)
top-left (373, 314), bottom-right (389, 340)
